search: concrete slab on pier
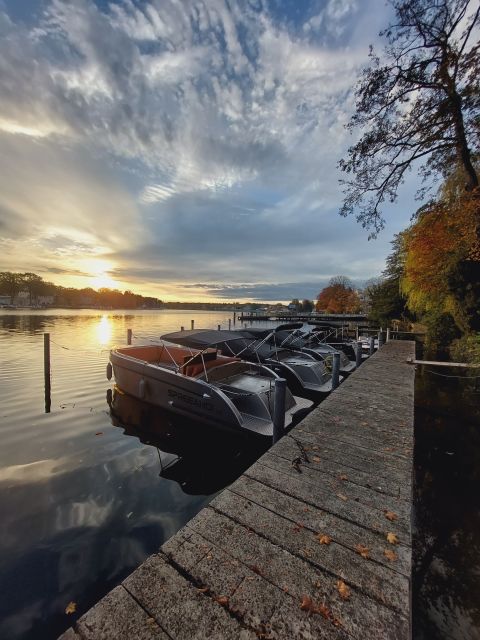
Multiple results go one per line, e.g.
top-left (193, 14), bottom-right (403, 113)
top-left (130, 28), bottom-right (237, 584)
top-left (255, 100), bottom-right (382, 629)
top-left (60, 340), bottom-right (415, 640)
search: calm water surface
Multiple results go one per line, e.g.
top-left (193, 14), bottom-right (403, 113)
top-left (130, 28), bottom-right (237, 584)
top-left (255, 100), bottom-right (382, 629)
top-left (0, 309), bottom-right (268, 640)
top-left (414, 366), bottom-right (480, 639)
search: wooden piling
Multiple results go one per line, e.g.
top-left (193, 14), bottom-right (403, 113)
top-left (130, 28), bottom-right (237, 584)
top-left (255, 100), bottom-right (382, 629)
top-left (191, 319), bottom-right (194, 330)
top-left (272, 378), bottom-right (287, 444)
top-left (44, 333), bottom-right (51, 413)
top-left (331, 352), bottom-right (340, 389)
top-left (127, 329), bottom-right (132, 345)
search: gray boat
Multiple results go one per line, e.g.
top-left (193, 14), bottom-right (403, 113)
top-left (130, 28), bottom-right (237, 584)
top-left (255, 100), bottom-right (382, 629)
top-left (161, 329), bottom-right (336, 398)
top-left (108, 343), bottom-right (312, 438)
top-left (240, 325), bottom-right (356, 375)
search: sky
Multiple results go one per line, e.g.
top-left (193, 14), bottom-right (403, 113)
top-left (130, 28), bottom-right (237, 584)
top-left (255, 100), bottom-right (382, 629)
top-left (0, 0), bottom-right (420, 302)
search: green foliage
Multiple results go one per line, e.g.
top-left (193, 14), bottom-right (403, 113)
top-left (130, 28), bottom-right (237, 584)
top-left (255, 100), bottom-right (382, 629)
top-left (423, 310), bottom-right (461, 353)
top-left (450, 333), bottom-right (480, 363)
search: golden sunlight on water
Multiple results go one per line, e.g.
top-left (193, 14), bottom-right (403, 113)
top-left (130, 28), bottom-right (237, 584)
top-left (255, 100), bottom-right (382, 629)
top-left (95, 315), bottom-right (112, 345)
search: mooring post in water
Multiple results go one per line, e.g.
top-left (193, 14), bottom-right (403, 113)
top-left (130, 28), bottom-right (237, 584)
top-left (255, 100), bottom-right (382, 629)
top-left (44, 333), bottom-right (51, 413)
top-left (233, 312), bottom-right (236, 324)
top-left (228, 318), bottom-right (231, 330)
top-left (272, 378), bottom-right (287, 444)
top-left (331, 352), bottom-right (340, 390)
top-left (369, 336), bottom-right (375, 355)
top-left (180, 326), bottom-right (184, 331)
top-left (378, 330), bottom-right (384, 348)
top-left (386, 327), bottom-right (391, 342)
top-left (191, 319), bottom-right (194, 330)
top-left (127, 329), bottom-right (132, 345)
top-left (217, 324), bottom-right (221, 330)
top-left (356, 341), bottom-right (362, 368)
top-left (356, 324), bottom-right (359, 341)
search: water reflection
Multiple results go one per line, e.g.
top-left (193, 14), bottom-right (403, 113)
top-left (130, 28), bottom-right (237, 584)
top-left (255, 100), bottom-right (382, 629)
top-left (110, 388), bottom-right (269, 496)
top-left (414, 368), bottom-right (480, 640)
top-left (95, 315), bottom-right (112, 346)
top-left (0, 309), bottom-right (272, 640)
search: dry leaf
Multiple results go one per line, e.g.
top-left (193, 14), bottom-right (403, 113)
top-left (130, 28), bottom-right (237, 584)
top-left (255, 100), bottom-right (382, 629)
top-left (384, 510), bottom-right (398, 521)
top-left (336, 580), bottom-right (351, 600)
top-left (355, 544), bottom-right (370, 559)
top-left (316, 534), bottom-right (332, 545)
top-left (250, 565), bottom-right (263, 576)
top-left (95, 432), bottom-right (103, 436)
top-left (337, 493), bottom-right (348, 501)
top-left (300, 595), bottom-right (314, 611)
top-left (338, 474), bottom-right (348, 481)
top-left (197, 587), bottom-right (209, 593)
top-left (293, 523), bottom-right (304, 533)
top-left (215, 595), bottom-right (229, 605)
top-left (312, 456), bottom-right (321, 463)
top-left (384, 549), bottom-right (398, 562)
top-left (386, 532), bottom-right (399, 545)
top-left (147, 618), bottom-right (156, 625)
top-left (303, 548), bottom-right (312, 557)
top-left (65, 602), bottom-right (76, 615)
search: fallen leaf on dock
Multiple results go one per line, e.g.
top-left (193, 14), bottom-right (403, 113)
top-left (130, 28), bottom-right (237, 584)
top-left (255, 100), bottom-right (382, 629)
top-left (316, 534), bottom-right (332, 545)
top-left (336, 580), bottom-right (351, 600)
top-left (337, 493), bottom-right (348, 501)
top-left (338, 475), bottom-right (348, 481)
top-left (65, 602), bottom-right (76, 615)
top-left (383, 549), bottom-right (398, 562)
top-left (215, 595), bottom-right (229, 606)
top-left (197, 587), bottom-right (209, 593)
top-left (312, 456), bottom-right (321, 463)
top-left (384, 510), bottom-right (398, 521)
top-left (293, 523), bottom-right (304, 533)
top-left (386, 532), bottom-right (399, 544)
top-left (95, 432), bottom-right (103, 436)
top-left (300, 595), bottom-right (314, 611)
top-left (355, 544), bottom-right (370, 559)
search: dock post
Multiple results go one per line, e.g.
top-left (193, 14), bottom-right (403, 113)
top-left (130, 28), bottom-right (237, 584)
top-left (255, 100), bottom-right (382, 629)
top-left (272, 378), bottom-right (287, 444)
top-left (378, 331), bottom-right (384, 348)
top-left (331, 352), bottom-right (340, 390)
top-left (191, 319), bottom-right (194, 330)
top-left (356, 341), bottom-right (362, 368)
top-left (217, 324), bottom-right (221, 330)
top-left (180, 326), bottom-right (184, 331)
top-left (127, 329), bottom-right (132, 345)
top-left (233, 312), bottom-right (236, 324)
top-left (228, 319), bottom-right (231, 330)
top-left (44, 333), bottom-right (51, 413)
top-left (356, 324), bottom-right (359, 341)
top-left (386, 327), bottom-right (391, 342)
top-left (369, 336), bottom-right (375, 355)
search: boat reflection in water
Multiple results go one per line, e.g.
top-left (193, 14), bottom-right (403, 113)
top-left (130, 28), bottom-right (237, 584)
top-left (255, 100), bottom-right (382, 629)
top-left (109, 387), bottom-right (270, 496)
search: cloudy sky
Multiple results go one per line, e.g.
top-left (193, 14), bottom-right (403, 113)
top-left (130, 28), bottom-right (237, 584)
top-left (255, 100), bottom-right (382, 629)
top-left (0, 0), bottom-right (419, 302)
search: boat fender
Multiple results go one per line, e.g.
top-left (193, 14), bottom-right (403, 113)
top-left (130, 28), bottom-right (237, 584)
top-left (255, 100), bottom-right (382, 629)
top-left (139, 378), bottom-right (147, 399)
top-left (106, 362), bottom-right (113, 380)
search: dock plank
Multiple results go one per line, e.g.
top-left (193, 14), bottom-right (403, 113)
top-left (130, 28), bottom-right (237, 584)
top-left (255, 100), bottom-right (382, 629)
top-left (60, 340), bottom-right (415, 640)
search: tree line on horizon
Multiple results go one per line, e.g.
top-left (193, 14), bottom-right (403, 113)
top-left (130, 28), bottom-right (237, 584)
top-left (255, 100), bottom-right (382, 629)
top-left (0, 272), bottom-right (163, 309)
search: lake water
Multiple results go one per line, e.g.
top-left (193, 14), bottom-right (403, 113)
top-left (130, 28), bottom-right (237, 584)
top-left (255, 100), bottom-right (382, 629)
top-left (0, 309), bottom-right (269, 640)
top-left (414, 366), bottom-right (480, 640)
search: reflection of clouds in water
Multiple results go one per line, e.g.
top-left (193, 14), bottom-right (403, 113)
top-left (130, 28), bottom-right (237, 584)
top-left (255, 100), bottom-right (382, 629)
top-left (55, 497), bottom-right (114, 531)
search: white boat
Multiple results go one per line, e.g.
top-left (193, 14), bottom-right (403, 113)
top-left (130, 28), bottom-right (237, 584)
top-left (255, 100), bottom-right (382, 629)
top-left (108, 343), bottom-right (312, 437)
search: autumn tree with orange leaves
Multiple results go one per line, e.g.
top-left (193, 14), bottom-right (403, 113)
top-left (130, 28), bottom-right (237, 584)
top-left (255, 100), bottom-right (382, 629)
top-left (402, 170), bottom-right (480, 331)
top-left (316, 276), bottom-right (361, 314)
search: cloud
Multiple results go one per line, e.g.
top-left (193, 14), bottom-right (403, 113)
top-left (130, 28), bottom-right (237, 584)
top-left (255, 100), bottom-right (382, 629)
top-left (0, 0), bottom-right (411, 300)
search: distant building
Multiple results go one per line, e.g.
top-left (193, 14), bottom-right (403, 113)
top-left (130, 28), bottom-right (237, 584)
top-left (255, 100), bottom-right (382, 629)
top-left (0, 295), bottom-right (11, 306)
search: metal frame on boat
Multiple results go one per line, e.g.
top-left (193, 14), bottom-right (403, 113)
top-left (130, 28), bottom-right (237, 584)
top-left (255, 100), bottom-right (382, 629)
top-left (161, 329), bottom-right (336, 398)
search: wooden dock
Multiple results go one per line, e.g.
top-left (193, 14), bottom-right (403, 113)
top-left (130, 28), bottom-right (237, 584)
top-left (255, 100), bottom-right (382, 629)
top-left (60, 340), bottom-right (415, 640)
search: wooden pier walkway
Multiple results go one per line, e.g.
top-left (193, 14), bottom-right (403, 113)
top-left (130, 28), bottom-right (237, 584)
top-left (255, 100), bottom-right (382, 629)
top-left (60, 340), bottom-right (415, 640)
